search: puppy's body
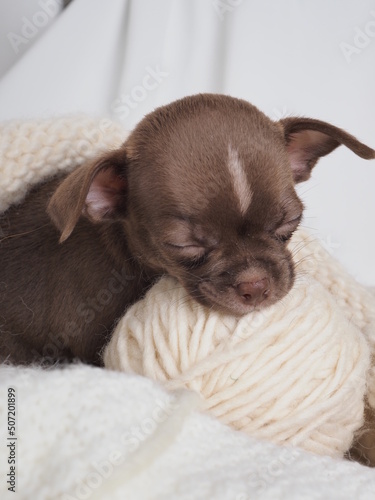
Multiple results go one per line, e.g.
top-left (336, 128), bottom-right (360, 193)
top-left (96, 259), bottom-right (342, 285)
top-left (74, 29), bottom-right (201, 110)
top-left (0, 94), bottom-right (374, 366)
top-left (0, 177), bottom-right (153, 364)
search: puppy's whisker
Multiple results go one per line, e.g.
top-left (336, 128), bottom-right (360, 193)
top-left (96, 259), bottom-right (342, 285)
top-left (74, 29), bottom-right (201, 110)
top-left (293, 255), bottom-right (317, 270)
top-left (0, 223), bottom-right (50, 242)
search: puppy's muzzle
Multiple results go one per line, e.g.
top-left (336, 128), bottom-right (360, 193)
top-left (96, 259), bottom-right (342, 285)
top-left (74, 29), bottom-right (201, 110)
top-left (236, 276), bottom-right (270, 306)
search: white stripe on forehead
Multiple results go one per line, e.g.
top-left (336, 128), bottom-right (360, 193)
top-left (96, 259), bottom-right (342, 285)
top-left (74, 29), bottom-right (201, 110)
top-left (227, 144), bottom-right (252, 215)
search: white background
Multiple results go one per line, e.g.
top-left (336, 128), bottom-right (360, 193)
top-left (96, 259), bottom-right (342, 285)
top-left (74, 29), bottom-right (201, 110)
top-left (0, 0), bottom-right (374, 284)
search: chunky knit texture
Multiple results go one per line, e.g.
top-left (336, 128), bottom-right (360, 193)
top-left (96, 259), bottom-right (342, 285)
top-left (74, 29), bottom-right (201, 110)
top-left (0, 115), bottom-right (125, 212)
top-left (104, 272), bottom-right (370, 458)
top-left (3, 365), bottom-right (375, 500)
top-left (1, 116), bottom-right (375, 463)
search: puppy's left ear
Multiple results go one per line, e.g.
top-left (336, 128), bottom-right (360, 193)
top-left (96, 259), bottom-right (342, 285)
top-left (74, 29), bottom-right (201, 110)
top-left (48, 148), bottom-right (128, 242)
top-left (279, 117), bottom-right (375, 182)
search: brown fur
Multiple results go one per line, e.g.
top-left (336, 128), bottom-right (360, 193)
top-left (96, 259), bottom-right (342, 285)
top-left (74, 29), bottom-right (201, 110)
top-left (347, 404), bottom-right (375, 466)
top-left (0, 93), bottom-right (374, 370)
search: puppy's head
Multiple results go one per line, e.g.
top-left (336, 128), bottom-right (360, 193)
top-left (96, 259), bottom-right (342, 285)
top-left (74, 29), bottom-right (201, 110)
top-left (48, 94), bottom-right (375, 315)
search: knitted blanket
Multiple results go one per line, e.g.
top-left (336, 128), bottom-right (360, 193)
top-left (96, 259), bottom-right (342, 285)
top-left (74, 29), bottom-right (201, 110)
top-left (1, 116), bottom-right (375, 499)
top-left (1, 364), bottom-right (375, 500)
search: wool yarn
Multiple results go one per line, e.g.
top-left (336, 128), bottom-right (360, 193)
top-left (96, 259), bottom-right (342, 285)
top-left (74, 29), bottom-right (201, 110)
top-left (287, 231), bottom-right (375, 407)
top-left (104, 272), bottom-right (370, 458)
top-left (1, 115), bottom-right (375, 459)
top-left (0, 115), bottom-right (126, 213)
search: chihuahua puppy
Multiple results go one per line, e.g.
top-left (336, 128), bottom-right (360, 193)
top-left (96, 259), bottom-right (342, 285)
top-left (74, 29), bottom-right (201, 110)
top-left (0, 93), bottom-right (374, 366)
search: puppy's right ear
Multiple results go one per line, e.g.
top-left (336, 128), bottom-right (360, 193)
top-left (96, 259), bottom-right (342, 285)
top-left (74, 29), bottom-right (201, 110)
top-left (279, 117), bottom-right (375, 183)
top-left (47, 149), bottom-right (128, 243)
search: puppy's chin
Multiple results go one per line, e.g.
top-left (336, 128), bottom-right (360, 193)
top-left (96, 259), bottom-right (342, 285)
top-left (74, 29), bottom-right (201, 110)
top-left (173, 277), bottom-right (290, 317)
top-left (194, 282), bottom-right (284, 316)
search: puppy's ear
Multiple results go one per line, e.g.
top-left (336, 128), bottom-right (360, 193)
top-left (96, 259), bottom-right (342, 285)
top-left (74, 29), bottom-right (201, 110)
top-left (279, 117), bottom-right (375, 183)
top-left (47, 149), bottom-right (127, 242)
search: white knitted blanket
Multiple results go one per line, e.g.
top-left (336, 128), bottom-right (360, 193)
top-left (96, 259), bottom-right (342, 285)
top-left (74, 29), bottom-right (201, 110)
top-left (1, 117), bottom-right (375, 499)
top-left (1, 364), bottom-right (375, 500)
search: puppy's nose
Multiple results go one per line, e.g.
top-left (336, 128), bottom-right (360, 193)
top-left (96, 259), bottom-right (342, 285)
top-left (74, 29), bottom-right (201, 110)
top-left (236, 278), bottom-right (270, 305)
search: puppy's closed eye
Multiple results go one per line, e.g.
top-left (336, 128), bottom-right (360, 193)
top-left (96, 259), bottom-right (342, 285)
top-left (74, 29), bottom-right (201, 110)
top-left (274, 215), bottom-right (302, 242)
top-left (162, 216), bottom-right (216, 260)
top-left (164, 241), bottom-right (206, 259)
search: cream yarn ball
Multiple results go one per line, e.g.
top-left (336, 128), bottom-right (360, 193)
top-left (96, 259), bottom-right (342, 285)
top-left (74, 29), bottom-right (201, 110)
top-left (104, 270), bottom-right (370, 458)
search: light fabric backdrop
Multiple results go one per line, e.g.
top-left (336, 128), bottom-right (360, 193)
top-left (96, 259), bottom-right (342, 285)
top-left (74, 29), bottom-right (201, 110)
top-left (0, 0), bottom-right (374, 283)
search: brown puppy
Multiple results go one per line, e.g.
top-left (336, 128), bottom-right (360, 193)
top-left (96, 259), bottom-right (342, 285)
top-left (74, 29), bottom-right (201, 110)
top-left (0, 93), bottom-right (374, 366)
